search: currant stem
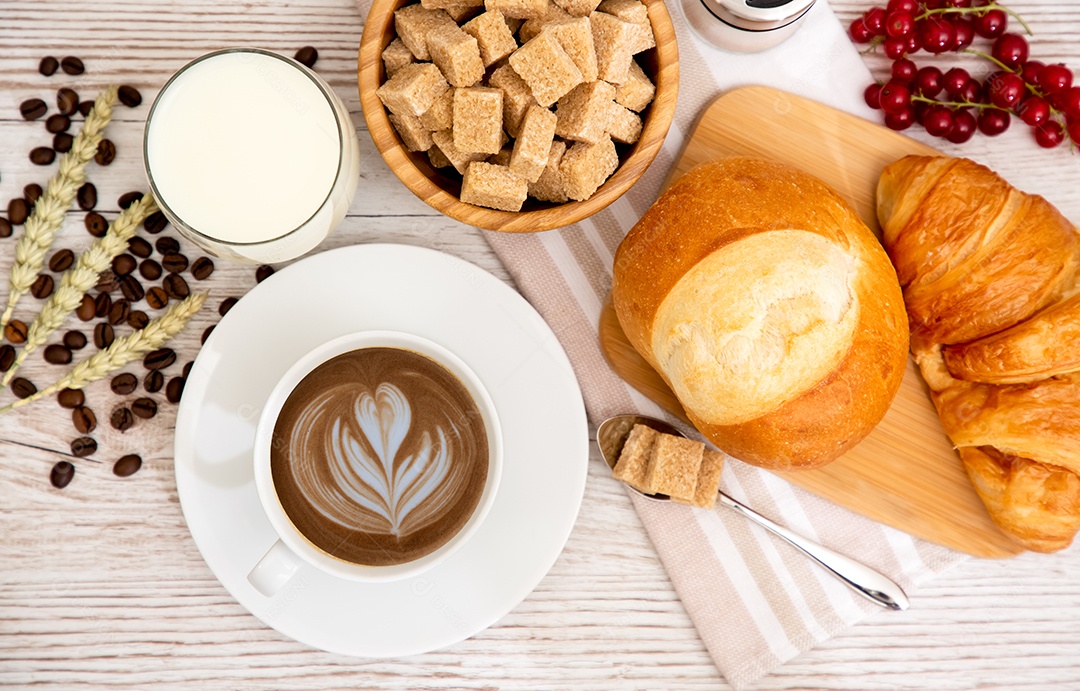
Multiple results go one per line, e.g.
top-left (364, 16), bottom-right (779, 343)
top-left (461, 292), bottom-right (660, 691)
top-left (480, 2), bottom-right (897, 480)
top-left (911, 94), bottom-right (1011, 112)
top-left (917, 3), bottom-right (1033, 36)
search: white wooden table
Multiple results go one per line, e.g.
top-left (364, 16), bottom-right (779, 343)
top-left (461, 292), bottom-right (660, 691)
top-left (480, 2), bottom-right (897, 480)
top-left (2, 1), bottom-right (1079, 688)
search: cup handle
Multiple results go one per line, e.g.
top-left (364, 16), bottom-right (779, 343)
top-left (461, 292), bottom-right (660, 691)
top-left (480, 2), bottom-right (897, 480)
top-left (248, 539), bottom-right (303, 596)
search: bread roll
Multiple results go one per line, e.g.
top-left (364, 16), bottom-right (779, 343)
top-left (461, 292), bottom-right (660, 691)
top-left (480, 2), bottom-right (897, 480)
top-left (612, 158), bottom-right (909, 470)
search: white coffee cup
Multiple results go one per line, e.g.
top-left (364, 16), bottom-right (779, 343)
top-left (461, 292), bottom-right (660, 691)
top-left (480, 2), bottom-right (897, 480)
top-left (248, 331), bottom-right (503, 596)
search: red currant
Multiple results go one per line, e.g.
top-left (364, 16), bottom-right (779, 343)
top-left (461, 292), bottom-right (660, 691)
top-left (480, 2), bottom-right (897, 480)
top-left (1059, 86), bottom-right (1080, 121)
top-left (865, 83), bottom-right (884, 110)
top-left (849, 19), bottom-right (873, 43)
top-left (959, 79), bottom-right (983, 103)
top-left (924, 106), bottom-right (955, 137)
top-left (973, 9), bottom-right (1007, 39)
top-left (952, 19), bottom-right (976, 50)
top-left (1035, 121), bottom-right (1065, 148)
top-left (885, 107), bottom-right (916, 130)
top-left (992, 34), bottom-right (1029, 70)
top-left (920, 17), bottom-right (956, 54)
top-left (987, 72), bottom-right (1026, 108)
top-left (1039, 64), bottom-right (1074, 95)
top-left (887, 0), bottom-right (919, 12)
top-left (945, 0), bottom-right (972, 6)
top-left (947, 110), bottom-right (978, 143)
top-left (906, 33), bottom-right (920, 54)
top-left (892, 58), bottom-right (918, 83)
top-left (977, 109), bottom-right (1011, 135)
top-left (925, 0), bottom-right (947, 8)
top-left (944, 68), bottom-right (971, 96)
top-left (865, 7), bottom-right (888, 35)
top-left (1018, 96), bottom-right (1051, 126)
top-left (884, 36), bottom-right (910, 59)
top-left (1068, 120), bottom-right (1080, 145)
top-left (915, 66), bottom-right (945, 97)
top-left (886, 12), bottom-right (916, 39)
top-left (879, 81), bottom-right (913, 114)
top-left (1021, 60), bottom-right (1046, 86)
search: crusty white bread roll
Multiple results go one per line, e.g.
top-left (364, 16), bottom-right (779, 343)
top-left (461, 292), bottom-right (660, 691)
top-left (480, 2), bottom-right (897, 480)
top-left (612, 157), bottom-right (909, 470)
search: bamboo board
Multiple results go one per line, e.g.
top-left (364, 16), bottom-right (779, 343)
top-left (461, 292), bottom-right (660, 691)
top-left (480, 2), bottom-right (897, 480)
top-left (599, 86), bottom-right (1024, 558)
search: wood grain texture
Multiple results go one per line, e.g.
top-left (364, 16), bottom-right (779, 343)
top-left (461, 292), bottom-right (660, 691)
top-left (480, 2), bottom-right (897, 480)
top-left (1, 0), bottom-right (1080, 689)
top-left (357, 0), bottom-right (679, 231)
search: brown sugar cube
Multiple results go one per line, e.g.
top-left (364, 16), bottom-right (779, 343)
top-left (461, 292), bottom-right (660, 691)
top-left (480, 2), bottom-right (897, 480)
top-left (559, 134), bottom-right (617, 200)
top-left (432, 129), bottom-right (488, 173)
top-left (489, 145), bottom-right (514, 166)
top-left (423, 0), bottom-right (485, 21)
top-left (460, 161), bottom-right (528, 211)
top-left (420, 87), bottom-right (455, 131)
top-left (428, 144), bottom-right (453, 168)
top-left (382, 38), bottom-right (416, 78)
top-left (389, 112), bottom-right (434, 152)
top-left (644, 433), bottom-right (705, 501)
top-left (606, 101), bottom-right (641, 144)
top-left (591, 11), bottom-right (636, 84)
top-left (555, 80), bottom-right (616, 144)
top-left (462, 10), bottom-right (518, 66)
top-left (677, 449), bottom-right (726, 509)
top-left (508, 30), bottom-right (584, 107)
top-left (394, 5), bottom-right (457, 61)
top-left (376, 63), bottom-right (449, 117)
top-left (488, 64), bottom-right (539, 137)
top-left (544, 18), bottom-right (598, 82)
top-left (453, 87), bottom-right (504, 154)
top-left (528, 139), bottom-right (569, 202)
top-left (509, 105), bottom-right (557, 182)
top-left (485, 0), bottom-right (548, 19)
top-left (518, 0), bottom-right (572, 42)
top-left (554, 0), bottom-right (603, 17)
top-left (611, 423), bottom-right (659, 491)
top-left (428, 23), bottom-right (486, 87)
top-left (615, 59), bottom-right (655, 112)
top-left (597, 0), bottom-right (654, 52)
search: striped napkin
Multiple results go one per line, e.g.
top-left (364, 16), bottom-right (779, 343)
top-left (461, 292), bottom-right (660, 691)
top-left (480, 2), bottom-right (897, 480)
top-left (355, 0), bottom-right (966, 686)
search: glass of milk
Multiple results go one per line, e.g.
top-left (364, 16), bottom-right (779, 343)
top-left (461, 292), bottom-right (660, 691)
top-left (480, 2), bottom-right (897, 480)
top-left (144, 48), bottom-right (360, 264)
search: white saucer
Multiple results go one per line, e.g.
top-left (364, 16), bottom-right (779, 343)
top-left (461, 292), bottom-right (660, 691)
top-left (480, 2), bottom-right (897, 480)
top-left (174, 244), bottom-right (588, 657)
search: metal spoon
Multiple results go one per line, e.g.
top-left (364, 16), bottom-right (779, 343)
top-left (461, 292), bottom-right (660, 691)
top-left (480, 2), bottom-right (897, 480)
top-left (597, 414), bottom-right (910, 611)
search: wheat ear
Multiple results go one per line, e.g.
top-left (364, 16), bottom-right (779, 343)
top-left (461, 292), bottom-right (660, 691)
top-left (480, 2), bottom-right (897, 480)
top-left (0, 86), bottom-right (118, 332)
top-left (0, 292), bottom-right (207, 414)
top-left (1, 196), bottom-right (158, 388)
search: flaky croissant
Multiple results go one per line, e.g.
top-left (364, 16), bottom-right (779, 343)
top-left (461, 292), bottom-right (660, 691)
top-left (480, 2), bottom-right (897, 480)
top-left (878, 155), bottom-right (1080, 553)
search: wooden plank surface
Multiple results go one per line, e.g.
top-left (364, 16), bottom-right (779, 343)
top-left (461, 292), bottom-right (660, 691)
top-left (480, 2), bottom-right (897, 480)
top-left (1, 0), bottom-right (1079, 689)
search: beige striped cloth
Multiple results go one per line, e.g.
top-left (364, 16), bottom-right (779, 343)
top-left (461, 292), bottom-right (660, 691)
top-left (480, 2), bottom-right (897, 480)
top-left (357, 0), bottom-right (967, 686)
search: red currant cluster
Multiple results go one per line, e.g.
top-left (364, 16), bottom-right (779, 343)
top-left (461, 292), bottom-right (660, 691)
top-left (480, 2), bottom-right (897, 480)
top-left (850, 0), bottom-right (1080, 148)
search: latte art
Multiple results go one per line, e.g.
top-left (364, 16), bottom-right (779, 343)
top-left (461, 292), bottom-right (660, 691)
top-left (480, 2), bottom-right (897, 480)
top-left (271, 348), bottom-right (488, 566)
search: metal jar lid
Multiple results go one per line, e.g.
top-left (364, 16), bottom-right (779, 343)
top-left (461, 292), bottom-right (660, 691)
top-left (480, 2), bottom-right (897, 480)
top-left (699, 0), bottom-right (816, 31)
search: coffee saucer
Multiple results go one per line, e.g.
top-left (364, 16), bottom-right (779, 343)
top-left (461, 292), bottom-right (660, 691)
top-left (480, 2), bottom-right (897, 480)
top-left (174, 244), bottom-right (588, 657)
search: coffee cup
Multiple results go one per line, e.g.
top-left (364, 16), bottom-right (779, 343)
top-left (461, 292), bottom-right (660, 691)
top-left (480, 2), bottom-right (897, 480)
top-left (248, 331), bottom-right (502, 595)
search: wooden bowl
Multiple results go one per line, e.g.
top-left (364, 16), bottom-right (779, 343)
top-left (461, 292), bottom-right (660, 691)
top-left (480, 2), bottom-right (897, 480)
top-left (358, 0), bottom-right (679, 232)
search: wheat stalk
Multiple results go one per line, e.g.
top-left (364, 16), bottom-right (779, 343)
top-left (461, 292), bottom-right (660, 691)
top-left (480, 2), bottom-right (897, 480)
top-left (0, 292), bottom-right (207, 414)
top-left (0, 196), bottom-right (158, 388)
top-left (0, 86), bottom-right (118, 332)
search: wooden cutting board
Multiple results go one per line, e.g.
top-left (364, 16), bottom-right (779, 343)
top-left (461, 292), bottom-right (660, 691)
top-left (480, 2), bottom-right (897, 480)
top-left (599, 85), bottom-right (1024, 559)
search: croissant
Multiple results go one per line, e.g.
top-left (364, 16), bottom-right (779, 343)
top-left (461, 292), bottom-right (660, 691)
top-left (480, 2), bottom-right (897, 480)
top-left (878, 155), bottom-right (1080, 553)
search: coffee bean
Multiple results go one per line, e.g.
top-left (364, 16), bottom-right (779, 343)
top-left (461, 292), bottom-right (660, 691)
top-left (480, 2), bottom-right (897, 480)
top-left (51, 461), bottom-right (75, 489)
top-left (131, 398), bottom-right (157, 420)
top-left (201, 325), bottom-right (215, 344)
top-left (190, 256), bottom-right (215, 280)
top-left (97, 270), bottom-right (119, 293)
top-left (39, 56), bottom-right (59, 76)
top-left (76, 182), bottom-right (97, 211)
top-left (128, 237), bottom-right (152, 258)
top-left (5, 320), bottom-right (28, 344)
top-left (11, 377), bottom-right (37, 399)
top-left (31, 274), bottom-right (54, 299)
top-left (44, 344), bottom-right (72, 365)
top-left (144, 370), bottom-right (164, 393)
top-left (118, 84), bottom-right (143, 108)
top-left (110, 406), bottom-right (135, 432)
top-left (95, 139), bottom-right (116, 166)
top-left (60, 56), bottom-right (85, 75)
top-left (30, 147), bottom-right (55, 166)
top-left (76, 294), bottom-right (95, 321)
top-left (139, 259), bottom-right (162, 281)
top-left (77, 100), bottom-right (93, 117)
top-left (182, 361), bottom-right (194, 378)
top-left (57, 87), bottom-right (79, 116)
top-left (107, 298), bottom-right (130, 325)
top-left (0, 344), bottom-right (14, 372)
top-left (107, 374), bottom-right (137, 398)
top-left (71, 436), bottom-right (97, 457)
top-left (20, 98), bottom-right (47, 120)
top-left (119, 275), bottom-right (144, 302)
top-left (0, 218), bottom-right (12, 238)
top-left (255, 265), bottom-right (275, 283)
top-left (166, 376), bottom-right (186, 403)
top-left (118, 191), bottom-right (143, 209)
top-left (144, 347), bottom-right (176, 371)
top-left (145, 286), bottom-right (168, 309)
top-left (94, 292), bottom-right (111, 318)
top-left (85, 212), bottom-right (107, 237)
top-left (8, 198), bottom-right (29, 225)
top-left (294, 46), bottom-right (319, 68)
top-left (63, 330), bottom-right (87, 350)
top-left (143, 211), bottom-right (168, 234)
top-left (24, 183), bottom-right (43, 205)
top-left (127, 310), bottom-right (149, 329)
top-left (112, 253), bottom-right (137, 276)
top-left (45, 113), bottom-right (70, 134)
top-left (161, 252), bottom-right (188, 273)
top-left (218, 297), bottom-right (238, 316)
top-left (113, 454), bottom-right (143, 477)
top-left (163, 274), bottom-right (189, 299)
top-left (155, 237), bottom-right (180, 255)
top-left (48, 248), bottom-right (75, 272)
top-left (57, 388), bottom-right (84, 408)
top-left (72, 405), bottom-right (97, 434)
top-left (52, 132), bottom-right (74, 153)
top-left (93, 322), bottom-right (114, 349)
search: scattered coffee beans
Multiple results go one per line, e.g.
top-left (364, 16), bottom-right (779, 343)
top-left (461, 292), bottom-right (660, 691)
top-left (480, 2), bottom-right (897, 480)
top-left (11, 377), bottom-right (37, 399)
top-left (76, 294), bottom-right (95, 321)
top-left (77, 100), bottom-right (93, 117)
top-left (131, 398), bottom-right (157, 420)
top-left (255, 265), bottom-right (275, 283)
top-left (49, 248), bottom-right (75, 272)
top-left (93, 292), bottom-right (111, 318)
top-left (93, 322), bottom-right (114, 348)
top-left (107, 298), bottom-right (130, 325)
top-left (110, 372), bottom-right (138, 395)
top-left (145, 286), bottom-right (168, 309)
top-left (24, 183), bottom-right (43, 204)
top-left (72, 405), bottom-right (97, 434)
top-left (117, 191), bottom-right (143, 209)
top-left (127, 310), bottom-right (149, 329)
top-left (155, 237), bottom-right (180, 255)
top-left (201, 325), bottom-right (215, 344)
top-left (84, 211), bottom-right (107, 237)
top-left (20, 98), bottom-right (47, 120)
top-left (97, 270), bottom-right (119, 293)
top-left (182, 361), bottom-right (194, 378)
top-left (39, 56), bottom-right (59, 77)
top-left (56, 87), bottom-right (79, 116)
top-left (5, 320), bottom-right (28, 344)
top-left (139, 259), bottom-right (162, 281)
top-left (118, 85), bottom-right (143, 108)
top-left (163, 274), bottom-right (190, 299)
top-left (57, 388), bottom-right (85, 409)
top-left (95, 139), bottom-right (116, 166)
top-left (119, 275), bottom-right (144, 301)
top-left (76, 182), bottom-right (97, 210)
top-left (144, 348), bottom-right (176, 371)
top-left (30, 147), bottom-right (55, 165)
top-left (7, 198), bottom-right (29, 225)
top-left (0, 218), bottom-right (12, 238)
top-left (113, 454), bottom-right (142, 477)
top-left (45, 113), bottom-right (70, 134)
top-left (51, 461), bottom-right (75, 489)
top-left (144, 370), bottom-right (164, 393)
top-left (166, 376), bottom-right (186, 403)
top-left (60, 56), bottom-right (85, 75)
top-left (31, 274), bottom-right (55, 299)
top-left (44, 344), bottom-right (72, 364)
top-left (110, 406), bottom-right (135, 432)
top-left (218, 297), bottom-right (238, 316)
top-left (52, 132), bottom-right (74, 153)
top-left (161, 252), bottom-right (188, 273)
top-left (0, 344), bottom-right (15, 372)
top-left (190, 256), bottom-right (215, 280)
top-left (294, 46), bottom-right (319, 68)
top-left (112, 253), bottom-right (136, 276)
top-left (143, 211), bottom-right (167, 234)
top-left (63, 330), bottom-right (87, 349)
top-left (71, 436), bottom-right (97, 457)
top-left (128, 236), bottom-right (152, 258)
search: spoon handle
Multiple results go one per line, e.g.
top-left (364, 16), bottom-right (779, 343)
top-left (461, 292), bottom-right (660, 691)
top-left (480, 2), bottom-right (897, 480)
top-left (717, 492), bottom-right (910, 611)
